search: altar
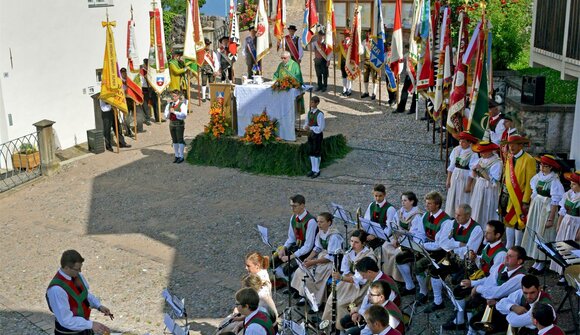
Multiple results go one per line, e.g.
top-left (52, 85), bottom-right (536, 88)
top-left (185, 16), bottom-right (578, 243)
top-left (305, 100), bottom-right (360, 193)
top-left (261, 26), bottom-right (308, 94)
top-left (233, 82), bottom-right (305, 141)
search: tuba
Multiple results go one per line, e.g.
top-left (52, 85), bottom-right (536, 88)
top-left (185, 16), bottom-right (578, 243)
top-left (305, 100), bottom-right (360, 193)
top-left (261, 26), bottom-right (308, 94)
top-left (473, 306), bottom-right (494, 332)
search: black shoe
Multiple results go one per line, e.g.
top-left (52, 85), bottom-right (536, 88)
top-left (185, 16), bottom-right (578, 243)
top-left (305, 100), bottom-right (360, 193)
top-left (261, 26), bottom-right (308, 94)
top-left (392, 109), bottom-right (403, 114)
top-left (417, 293), bottom-right (428, 305)
top-left (311, 172), bottom-right (320, 179)
top-left (315, 87), bottom-right (322, 92)
top-left (321, 87), bottom-right (327, 92)
top-left (202, 98), bottom-right (206, 103)
top-left (406, 110), bottom-right (415, 115)
top-left (106, 146), bottom-right (113, 152)
top-left (308, 309), bottom-right (318, 315)
top-left (307, 171), bottom-right (315, 177)
top-left (296, 298), bottom-right (305, 306)
top-left (371, 94), bottom-right (376, 100)
top-left (420, 116), bottom-right (430, 121)
top-left (346, 90), bottom-right (352, 96)
top-left (423, 302), bottom-right (445, 313)
top-left (340, 91), bottom-right (347, 96)
top-left (442, 320), bottom-right (466, 331)
top-left (144, 120), bottom-right (152, 126)
top-left (119, 143), bottom-right (132, 148)
top-left (173, 157), bottom-right (179, 163)
top-left (176, 157), bottom-right (185, 164)
top-left (400, 287), bottom-right (416, 296)
top-left (361, 93), bottom-right (369, 99)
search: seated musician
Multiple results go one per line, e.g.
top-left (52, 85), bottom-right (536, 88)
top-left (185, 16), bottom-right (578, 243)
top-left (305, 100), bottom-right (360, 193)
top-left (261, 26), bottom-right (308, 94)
top-left (339, 257), bottom-right (400, 332)
top-left (384, 191), bottom-right (425, 294)
top-left (398, 191), bottom-right (452, 305)
top-left (363, 305), bottom-right (402, 335)
top-left (444, 220), bottom-right (507, 331)
top-left (532, 303), bottom-right (565, 335)
top-left (493, 275), bottom-right (555, 334)
top-left (290, 212), bottom-right (344, 307)
top-left (321, 230), bottom-right (376, 330)
top-left (347, 280), bottom-right (405, 335)
top-left (234, 288), bottom-right (275, 335)
top-left (459, 246), bottom-right (527, 335)
top-left (364, 184), bottom-right (397, 250)
top-left (272, 194), bottom-right (318, 280)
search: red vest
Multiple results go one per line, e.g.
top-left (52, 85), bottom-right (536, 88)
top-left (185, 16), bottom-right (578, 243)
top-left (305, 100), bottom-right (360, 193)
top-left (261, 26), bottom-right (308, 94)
top-left (543, 325), bottom-right (565, 335)
top-left (169, 100), bottom-right (183, 121)
top-left (47, 272), bottom-right (91, 320)
top-left (480, 242), bottom-right (507, 275)
top-left (378, 273), bottom-right (400, 307)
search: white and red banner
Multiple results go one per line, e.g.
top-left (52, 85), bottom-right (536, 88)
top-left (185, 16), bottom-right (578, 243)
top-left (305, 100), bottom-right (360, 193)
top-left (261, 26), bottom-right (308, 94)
top-left (146, 0), bottom-right (170, 94)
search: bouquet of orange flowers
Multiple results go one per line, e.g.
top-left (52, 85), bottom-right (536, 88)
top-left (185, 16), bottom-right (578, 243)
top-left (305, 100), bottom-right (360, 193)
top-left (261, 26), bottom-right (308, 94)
top-left (242, 110), bottom-right (280, 145)
top-left (204, 101), bottom-right (231, 139)
top-left (271, 75), bottom-right (301, 92)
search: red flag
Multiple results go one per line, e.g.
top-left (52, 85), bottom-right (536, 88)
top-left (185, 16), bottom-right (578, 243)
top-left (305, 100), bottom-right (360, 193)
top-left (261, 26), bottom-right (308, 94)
top-left (125, 75), bottom-right (144, 104)
top-left (301, 0), bottom-right (319, 47)
top-left (345, 5), bottom-right (362, 80)
top-left (390, 0), bottom-right (404, 76)
top-left (417, 35), bottom-right (433, 90)
top-left (447, 11), bottom-right (470, 134)
top-left (274, 0), bottom-right (286, 45)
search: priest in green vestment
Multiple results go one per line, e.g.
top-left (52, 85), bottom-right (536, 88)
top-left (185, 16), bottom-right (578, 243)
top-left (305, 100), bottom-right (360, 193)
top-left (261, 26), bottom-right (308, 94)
top-left (273, 51), bottom-right (304, 85)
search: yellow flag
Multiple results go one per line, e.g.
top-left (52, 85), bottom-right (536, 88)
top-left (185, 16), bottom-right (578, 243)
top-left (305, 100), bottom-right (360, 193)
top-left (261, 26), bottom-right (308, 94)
top-left (101, 20), bottom-right (128, 113)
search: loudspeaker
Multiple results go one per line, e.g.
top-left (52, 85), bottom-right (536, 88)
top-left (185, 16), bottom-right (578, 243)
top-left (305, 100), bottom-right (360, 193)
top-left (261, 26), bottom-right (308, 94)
top-left (87, 129), bottom-right (105, 154)
top-left (521, 75), bottom-right (545, 105)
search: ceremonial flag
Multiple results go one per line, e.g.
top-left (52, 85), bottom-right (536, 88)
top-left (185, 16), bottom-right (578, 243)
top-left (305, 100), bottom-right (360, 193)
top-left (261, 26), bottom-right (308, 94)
top-left (447, 11), bottom-right (469, 134)
top-left (301, 0), bottom-right (319, 48)
top-left (273, 0), bottom-right (286, 46)
top-left (407, 0), bottom-right (422, 90)
top-left (255, 0), bottom-right (270, 61)
top-left (126, 15), bottom-right (140, 73)
top-left (345, 5), bottom-right (362, 80)
top-left (101, 20), bottom-right (127, 113)
top-left (228, 0), bottom-right (241, 61)
top-left (146, 0), bottom-right (171, 94)
top-left (419, 0), bottom-right (430, 40)
top-left (125, 75), bottom-right (144, 104)
top-left (324, 0), bottom-right (335, 55)
top-left (184, 0), bottom-right (205, 66)
top-left (462, 21), bottom-right (482, 65)
top-left (416, 30), bottom-right (433, 90)
top-left (369, 0), bottom-right (385, 71)
top-left (432, 6), bottom-right (451, 118)
top-left (390, 0), bottom-right (404, 76)
top-left (467, 22), bottom-right (489, 140)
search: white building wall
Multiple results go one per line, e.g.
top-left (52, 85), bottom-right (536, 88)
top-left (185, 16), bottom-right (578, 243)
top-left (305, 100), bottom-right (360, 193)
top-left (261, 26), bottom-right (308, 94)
top-left (0, 0), bottom-right (150, 149)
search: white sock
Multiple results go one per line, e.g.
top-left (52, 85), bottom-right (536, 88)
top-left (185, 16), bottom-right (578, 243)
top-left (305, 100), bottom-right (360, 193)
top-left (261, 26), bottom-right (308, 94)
top-left (372, 83), bottom-right (378, 95)
top-left (342, 78), bottom-right (347, 92)
top-left (467, 311), bottom-right (473, 324)
top-left (347, 80), bottom-right (352, 91)
top-left (316, 157), bottom-right (321, 172)
top-left (202, 86), bottom-right (207, 99)
top-left (173, 143), bottom-right (179, 157)
top-left (536, 262), bottom-right (545, 270)
top-left (178, 143), bottom-right (185, 158)
top-left (431, 277), bottom-right (443, 305)
top-left (515, 229), bottom-right (524, 246)
top-left (396, 263), bottom-right (415, 290)
top-left (505, 227), bottom-right (515, 249)
top-left (456, 299), bottom-right (466, 324)
top-left (310, 156), bottom-right (315, 172)
top-left (417, 274), bottom-right (428, 295)
top-left (365, 82), bottom-right (370, 94)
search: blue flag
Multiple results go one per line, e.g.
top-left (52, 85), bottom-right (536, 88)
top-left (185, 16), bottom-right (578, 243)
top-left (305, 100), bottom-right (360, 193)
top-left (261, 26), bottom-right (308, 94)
top-left (385, 65), bottom-right (397, 91)
top-left (369, 0), bottom-right (385, 70)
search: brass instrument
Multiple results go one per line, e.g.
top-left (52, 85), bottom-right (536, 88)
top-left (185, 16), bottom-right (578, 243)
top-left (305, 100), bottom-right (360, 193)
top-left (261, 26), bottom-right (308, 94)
top-left (474, 306), bottom-right (494, 332)
top-left (356, 207), bottom-right (362, 230)
top-left (506, 325), bottom-right (519, 335)
top-left (319, 251), bottom-right (340, 334)
top-left (214, 313), bottom-right (242, 335)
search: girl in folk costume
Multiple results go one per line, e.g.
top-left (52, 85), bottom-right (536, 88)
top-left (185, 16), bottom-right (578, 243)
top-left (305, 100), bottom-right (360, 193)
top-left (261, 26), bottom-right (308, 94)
top-left (291, 213), bottom-right (344, 306)
top-left (445, 131), bottom-right (479, 216)
top-left (379, 192), bottom-right (425, 285)
top-left (201, 38), bottom-right (220, 102)
top-left (321, 230), bottom-right (376, 330)
top-left (245, 252), bottom-right (273, 302)
top-left (549, 171), bottom-right (580, 283)
top-left (164, 90), bottom-right (188, 163)
top-left (522, 155), bottom-right (565, 274)
top-left (364, 184), bottom-right (398, 250)
top-left (469, 141), bottom-right (503, 230)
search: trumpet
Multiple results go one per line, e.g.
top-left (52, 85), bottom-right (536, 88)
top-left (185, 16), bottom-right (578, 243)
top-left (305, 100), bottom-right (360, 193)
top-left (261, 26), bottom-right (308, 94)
top-left (473, 306), bottom-right (494, 332)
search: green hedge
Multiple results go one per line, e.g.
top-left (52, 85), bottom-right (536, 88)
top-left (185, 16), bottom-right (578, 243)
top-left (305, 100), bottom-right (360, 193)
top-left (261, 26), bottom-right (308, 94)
top-left (187, 134), bottom-right (351, 176)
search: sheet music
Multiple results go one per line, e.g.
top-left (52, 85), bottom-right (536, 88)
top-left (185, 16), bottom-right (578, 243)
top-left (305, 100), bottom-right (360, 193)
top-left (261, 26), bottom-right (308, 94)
top-left (295, 258), bottom-right (315, 280)
top-left (359, 217), bottom-right (388, 240)
top-left (330, 202), bottom-right (356, 225)
top-left (256, 225), bottom-right (273, 249)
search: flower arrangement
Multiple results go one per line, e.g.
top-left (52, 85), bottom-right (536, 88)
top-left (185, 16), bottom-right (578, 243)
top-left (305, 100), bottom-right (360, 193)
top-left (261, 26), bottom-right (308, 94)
top-left (204, 101), bottom-right (231, 139)
top-left (271, 75), bottom-right (301, 92)
top-left (242, 110), bottom-right (280, 145)
top-left (239, 0), bottom-right (257, 31)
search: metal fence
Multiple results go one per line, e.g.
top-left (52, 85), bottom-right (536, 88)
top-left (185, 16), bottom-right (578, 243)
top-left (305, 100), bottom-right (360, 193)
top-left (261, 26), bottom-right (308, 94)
top-left (0, 132), bottom-right (42, 193)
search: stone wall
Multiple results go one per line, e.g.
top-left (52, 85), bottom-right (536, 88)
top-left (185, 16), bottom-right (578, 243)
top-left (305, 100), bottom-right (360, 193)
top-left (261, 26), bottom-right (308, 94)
top-left (168, 15), bottom-right (227, 50)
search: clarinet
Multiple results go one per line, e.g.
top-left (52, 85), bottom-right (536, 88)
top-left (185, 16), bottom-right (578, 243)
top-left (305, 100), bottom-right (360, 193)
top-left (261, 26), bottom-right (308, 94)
top-left (331, 250), bottom-right (342, 332)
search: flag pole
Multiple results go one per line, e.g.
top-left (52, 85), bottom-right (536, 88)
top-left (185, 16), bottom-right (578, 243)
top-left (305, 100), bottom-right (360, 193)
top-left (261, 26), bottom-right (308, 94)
top-left (333, 34), bottom-right (337, 95)
top-left (133, 100), bottom-right (137, 140)
top-left (378, 67), bottom-right (382, 106)
top-left (157, 93), bottom-right (162, 122)
top-left (113, 108), bottom-right (120, 154)
top-left (187, 71), bottom-right (192, 112)
top-left (439, 113), bottom-right (444, 160)
top-left (310, 41), bottom-right (313, 88)
top-left (197, 70), bottom-right (201, 106)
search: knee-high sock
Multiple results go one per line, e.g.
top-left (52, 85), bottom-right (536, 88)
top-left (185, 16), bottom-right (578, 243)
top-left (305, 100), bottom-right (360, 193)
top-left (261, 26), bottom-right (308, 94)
top-left (466, 311), bottom-right (473, 323)
top-left (372, 83), bottom-right (378, 95)
top-left (347, 80), bottom-right (352, 91)
top-left (505, 227), bottom-right (515, 249)
top-left (316, 157), bottom-right (321, 172)
top-left (365, 82), bottom-right (370, 94)
top-left (417, 274), bottom-right (428, 295)
top-left (310, 156), bottom-right (316, 171)
top-left (202, 86), bottom-right (207, 99)
top-left (396, 263), bottom-right (415, 290)
top-left (342, 78), bottom-right (348, 92)
top-left (431, 277), bottom-right (443, 305)
top-left (455, 299), bottom-right (466, 324)
top-left (173, 143), bottom-right (179, 157)
top-left (515, 229), bottom-right (524, 246)
top-left (178, 143), bottom-right (185, 158)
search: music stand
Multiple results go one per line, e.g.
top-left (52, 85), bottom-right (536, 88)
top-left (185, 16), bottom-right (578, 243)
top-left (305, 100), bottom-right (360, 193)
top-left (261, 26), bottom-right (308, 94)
top-left (529, 227), bottom-right (552, 289)
top-left (330, 202), bottom-right (357, 242)
top-left (442, 280), bottom-right (463, 332)
top-left (162, 289), bottom-right (189, 335)
top-left (256, 224), bottom-right (281, 301)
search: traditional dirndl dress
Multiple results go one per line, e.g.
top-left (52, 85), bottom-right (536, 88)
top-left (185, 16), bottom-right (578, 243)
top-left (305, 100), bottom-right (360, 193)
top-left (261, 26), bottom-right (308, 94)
top-left (549, 190), bottom-right (580, 274)
top-left (445, 146), bottom-right (479, 215)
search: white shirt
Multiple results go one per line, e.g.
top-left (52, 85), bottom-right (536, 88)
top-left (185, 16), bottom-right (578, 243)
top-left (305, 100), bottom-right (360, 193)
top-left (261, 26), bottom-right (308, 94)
top-left (449, 219), bottom-right (483, 257)
top-left (447, 146), bottom-right (479, 172)
top-left (341, 247), bottom-right (372, 275)
top-left (473, 265), bottom-right (524, 299)
top-left (99, 100), bottom-right (112, 112)
top-left (243, 309), bottom-right (267, 335)
top-left (497, 289), bottom-right (554, 329)
top-left (471, 154), bottom-right (503, 184)
top-left (284, 210), bottom-right (318, 258)
top-left (358, 272), bottom-right (395, 315)
top-left (303, 108), bottom-right (325, 134)
top-left (475, 240), bottom-right (507, 275)
top-left (530, 171), bottom-right (565, 205)
top-left (423, 210), bottom-right (455, 251)
top-left (46, 269), bottom-right (101, 331)
top-left (313, 228), bottom-right (344, 261)
top-left (164, 99), bottom-right (188, 120)
top-left (487, 115), bottom-right (506, 145)
top-left (364, 200), bottom-right (398, 237)
top-left (395, 206), bottom-right (426, 243)
top-left (559, 190), bottom-right (580, 216)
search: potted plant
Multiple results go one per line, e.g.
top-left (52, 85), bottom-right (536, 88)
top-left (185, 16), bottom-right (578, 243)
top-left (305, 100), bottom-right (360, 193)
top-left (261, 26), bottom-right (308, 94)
top-left (12, 143), bottom-right (41, 171)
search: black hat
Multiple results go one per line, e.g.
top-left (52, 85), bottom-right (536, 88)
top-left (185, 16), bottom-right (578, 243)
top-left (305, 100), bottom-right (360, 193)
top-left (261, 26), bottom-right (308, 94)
top-left (288, 24), bottom-right (297, 31)
top-left (318, 29), bottom-right (325, 35)
top-left (249, 25), bottom-right (255, 30)
top-left (120, 67), bottom-right (127, 72)
top-left (219, 36), bottom-right (229, 42)
top-left (204, 38), bottom-right (212, 45)
top-left (488, 99), bottom-right (499, 108)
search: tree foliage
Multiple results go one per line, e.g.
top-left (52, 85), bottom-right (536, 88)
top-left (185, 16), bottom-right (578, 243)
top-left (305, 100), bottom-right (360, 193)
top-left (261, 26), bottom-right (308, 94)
top-left (162, 0), bottom-right (206, 13)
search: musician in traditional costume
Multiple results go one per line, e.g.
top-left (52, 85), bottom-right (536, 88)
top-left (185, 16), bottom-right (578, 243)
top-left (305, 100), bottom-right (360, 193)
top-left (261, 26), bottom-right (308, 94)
top-left (169, 51), bottom-right (187, 94)
top-left (235, 288), bottom-right (275, 335)
top-left (243, 26), bottom-right (260, 77)
top-left (321, 230), bottom-right (376, 330)
top-left (364, 305), bottom-right (402, 335)
top-left (424, 204), bottom-right (483, 313)
top-left (245, 252), bottom-right (273, 303)
top-left (352, 281), bottom-right (405, 335)
top-left (46, 250), bottom-right (113, 335)
top-left (501, 133), bottom-right (536, 248)
top-left (200, 38), bottom-right (220, 102)
top-left (364, 184), bottom-right (397, 250)
top-left (340, 257), bottom-right (400, 332)
top-left (218, 36), bottom-right (234, 83)
top-left (549, 171), bottom-right (580, 282)
top-left (282, 25), bottom-right (303, 64)
top-left (378, 192), bottom-right (425, 287)
top-left (272, 194), bottom-right (318, 279)
top-left (291, 212), bottom-right (343, 305)
top-left (493, 275), bottom-right (554, 334)
top-left (458, 246), bottom-right (527, 335)
top-left (532, 303), bottom-right (565, 335)
top-left (313, 30), bottom-right (330, 92)
top-left (304, 96), bottom-right (325, 178)
top-left (444, 220), bottom-right (507, 331)
top-left (445, 131), bottom-right (479, 216)
top-left (361, 30), bottom-right (378, 100)
top-left (521, 155), bottom-right (564, 275)
top-left (338, 29), bottom-right (353, 96)
top-left (164, 90), bottom-right (188, 163)
top-left (486, 99), bottom-right (505, 145)
top-left (469, 141), bottom-right (503, 229)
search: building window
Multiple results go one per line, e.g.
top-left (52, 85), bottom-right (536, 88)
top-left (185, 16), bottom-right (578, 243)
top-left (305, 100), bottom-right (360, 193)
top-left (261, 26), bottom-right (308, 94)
top-left (96, 69), bottom-right (103, 83)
